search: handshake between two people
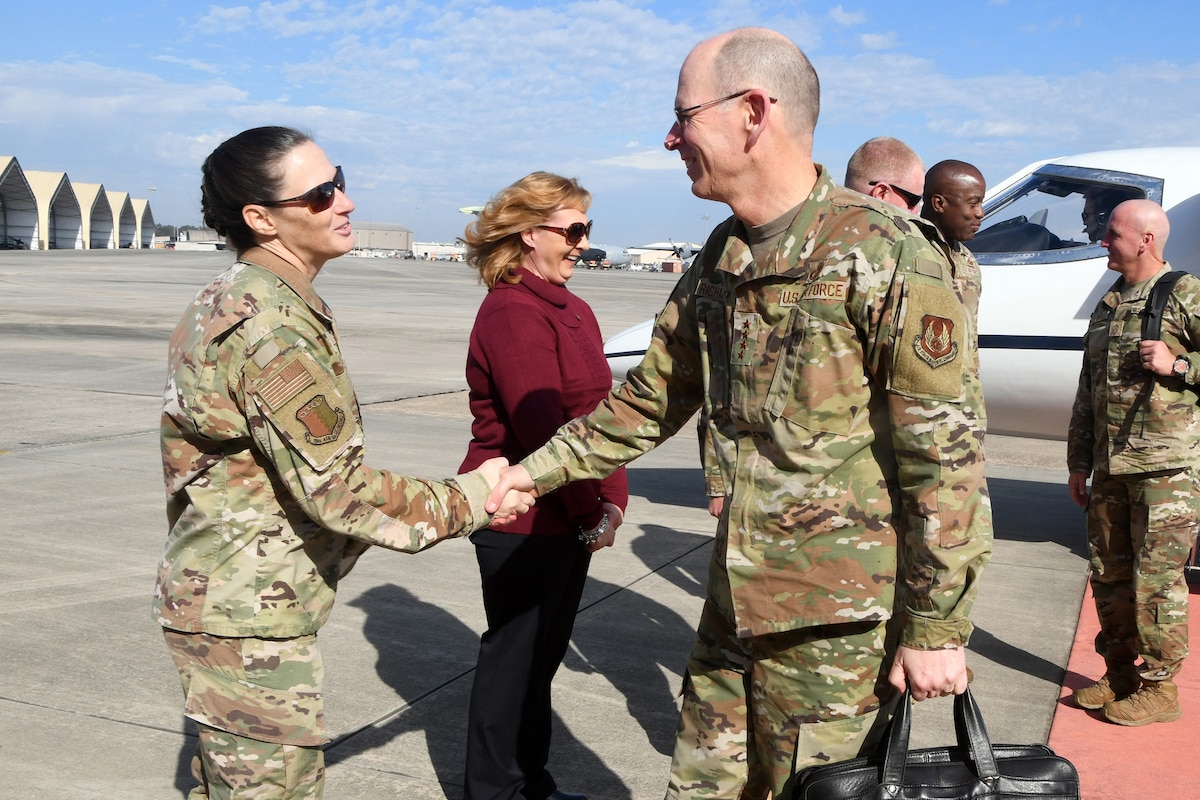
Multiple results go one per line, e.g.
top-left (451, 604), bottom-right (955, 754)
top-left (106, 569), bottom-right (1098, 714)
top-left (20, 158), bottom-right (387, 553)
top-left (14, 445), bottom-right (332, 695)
top-left (472, 458), bottom-right (622, 552)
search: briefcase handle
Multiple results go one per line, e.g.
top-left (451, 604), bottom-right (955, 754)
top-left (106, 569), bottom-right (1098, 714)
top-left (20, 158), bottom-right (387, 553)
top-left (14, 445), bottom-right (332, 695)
top-left (882, 687), bottom-right (1000, 790)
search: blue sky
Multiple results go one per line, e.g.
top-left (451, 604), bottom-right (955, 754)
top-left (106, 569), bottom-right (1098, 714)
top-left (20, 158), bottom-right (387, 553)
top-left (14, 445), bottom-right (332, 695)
top-left (5, 0), bottom-right (1200, 253)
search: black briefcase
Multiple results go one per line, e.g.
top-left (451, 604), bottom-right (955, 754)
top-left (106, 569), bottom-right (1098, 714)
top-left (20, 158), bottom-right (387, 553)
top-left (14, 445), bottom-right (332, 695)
top-left (791, 686), bottom-right (1079, 799)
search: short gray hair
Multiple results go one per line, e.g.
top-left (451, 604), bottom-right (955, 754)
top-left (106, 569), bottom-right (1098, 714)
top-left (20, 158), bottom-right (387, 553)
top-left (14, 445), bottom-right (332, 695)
top-left (711, 28), bottom-right (820, 142)
top-left (844, 137), bottom-right (922, 194)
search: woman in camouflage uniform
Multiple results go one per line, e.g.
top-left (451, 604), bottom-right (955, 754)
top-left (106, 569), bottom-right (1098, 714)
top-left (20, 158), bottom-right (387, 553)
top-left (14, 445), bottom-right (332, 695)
top-left (155, 126), bottom-right (530, 799)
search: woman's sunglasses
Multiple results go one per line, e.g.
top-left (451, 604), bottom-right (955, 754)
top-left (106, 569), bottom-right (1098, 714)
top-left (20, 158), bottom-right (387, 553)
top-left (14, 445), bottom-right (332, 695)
top-left (257, 166), bottom-right (346, 212)
top-left (537, 220), bottom-right (593, 245)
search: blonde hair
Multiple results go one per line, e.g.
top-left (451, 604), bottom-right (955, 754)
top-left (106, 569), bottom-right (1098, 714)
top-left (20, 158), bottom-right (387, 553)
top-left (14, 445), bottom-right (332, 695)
top-left (461, 172), bottom-right (591, 288)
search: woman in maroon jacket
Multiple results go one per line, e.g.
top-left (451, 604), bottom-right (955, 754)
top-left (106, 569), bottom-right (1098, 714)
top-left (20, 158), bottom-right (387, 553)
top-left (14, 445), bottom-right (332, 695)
top-left (459, 172), bottom-right (628, 800)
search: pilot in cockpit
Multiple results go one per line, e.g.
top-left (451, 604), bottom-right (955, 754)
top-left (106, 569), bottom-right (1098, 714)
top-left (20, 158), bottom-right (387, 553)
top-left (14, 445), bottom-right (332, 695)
top-left (1082, 187), bottom-right (1130, 243)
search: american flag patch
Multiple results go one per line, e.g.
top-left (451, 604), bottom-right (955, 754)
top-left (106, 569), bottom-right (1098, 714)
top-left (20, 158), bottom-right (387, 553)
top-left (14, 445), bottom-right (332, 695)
top-left (259, 359), bottom-right (315, 411)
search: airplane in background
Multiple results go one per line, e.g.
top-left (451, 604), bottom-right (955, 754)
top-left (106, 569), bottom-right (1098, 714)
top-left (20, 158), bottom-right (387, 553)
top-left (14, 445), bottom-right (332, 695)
top-left (603, 147), bottom-right (1200, 440)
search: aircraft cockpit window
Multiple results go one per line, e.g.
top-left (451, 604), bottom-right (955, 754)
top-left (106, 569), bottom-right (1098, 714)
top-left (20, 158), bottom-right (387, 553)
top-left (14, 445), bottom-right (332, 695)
top-left (972, 179), bottom-right (1143, 255)
top-left (970, 164), bottom-right (1161, 265)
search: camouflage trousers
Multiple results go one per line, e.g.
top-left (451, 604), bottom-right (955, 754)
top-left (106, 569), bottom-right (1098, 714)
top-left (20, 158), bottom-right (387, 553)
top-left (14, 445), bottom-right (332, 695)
top-left (164, 629), bottom-right (327, 799)
top-left (1086, 469), bottom-right (1200, 680)
top-left (665, 566), bottom-right (898, 800)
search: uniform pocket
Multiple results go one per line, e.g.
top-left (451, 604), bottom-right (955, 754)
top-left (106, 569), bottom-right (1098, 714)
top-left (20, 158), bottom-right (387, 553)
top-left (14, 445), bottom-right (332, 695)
top-left (763, 306), bottom-right (861, 435)
top-left (789, 703), bottom-right (888, 775)
top-left (182, 634), bottom-right (327, 746)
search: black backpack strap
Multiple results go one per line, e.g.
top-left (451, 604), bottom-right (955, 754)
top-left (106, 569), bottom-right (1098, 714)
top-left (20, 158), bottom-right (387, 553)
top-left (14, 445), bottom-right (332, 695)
top-left (1142, 270), bottom-right (1186, 341)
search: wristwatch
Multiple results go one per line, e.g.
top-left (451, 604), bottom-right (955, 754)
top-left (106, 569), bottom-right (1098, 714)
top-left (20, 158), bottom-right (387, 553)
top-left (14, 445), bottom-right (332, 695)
top-left (1173, 355), bottom-right (1189, 378)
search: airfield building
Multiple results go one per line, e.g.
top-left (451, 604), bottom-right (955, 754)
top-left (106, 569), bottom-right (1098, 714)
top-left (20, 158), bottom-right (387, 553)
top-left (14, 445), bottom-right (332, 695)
top-left (0, 155), bottom-right (154, 250)
top-left (352, 222), bottom-right (415, 256)
top-left (1, 154), bottom-right (426, 255)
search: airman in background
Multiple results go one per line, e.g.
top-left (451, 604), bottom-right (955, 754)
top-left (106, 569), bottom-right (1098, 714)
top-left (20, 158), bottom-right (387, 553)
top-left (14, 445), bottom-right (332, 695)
top-left (844, 135), bottom-right (925, 213)
top-left (1068, 199), bottom-right (1200, 726)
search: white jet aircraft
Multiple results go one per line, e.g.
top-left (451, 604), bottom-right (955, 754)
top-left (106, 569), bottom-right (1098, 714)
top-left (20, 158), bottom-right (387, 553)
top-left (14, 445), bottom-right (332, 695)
top-left (602, 147), bottom-right (1200, 440)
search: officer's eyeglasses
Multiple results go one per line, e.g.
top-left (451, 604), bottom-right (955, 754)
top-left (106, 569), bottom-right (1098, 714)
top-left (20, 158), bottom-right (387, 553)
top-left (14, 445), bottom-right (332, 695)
top-left (674, 90), bottom-right (777, 126)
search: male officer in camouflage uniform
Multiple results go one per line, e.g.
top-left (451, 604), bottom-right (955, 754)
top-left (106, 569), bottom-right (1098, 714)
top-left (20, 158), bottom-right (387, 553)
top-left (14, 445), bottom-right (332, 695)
top-left (921, 160), bottom-right (986, 377)
top-left (844, 136), bottom-right (926, 213)
top-left (486, 28), bottom-right (992, 799)
top-left (922, 160), bottom-right (985, 319)
top-left (700, 136), bottom-right (932, 521)
top-left (1068, 199), bottom-right (1200, 726)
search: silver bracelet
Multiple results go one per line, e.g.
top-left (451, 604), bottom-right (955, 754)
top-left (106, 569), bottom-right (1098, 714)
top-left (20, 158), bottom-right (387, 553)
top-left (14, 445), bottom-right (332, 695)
top-left (578, 511), bottom-right (609, 545)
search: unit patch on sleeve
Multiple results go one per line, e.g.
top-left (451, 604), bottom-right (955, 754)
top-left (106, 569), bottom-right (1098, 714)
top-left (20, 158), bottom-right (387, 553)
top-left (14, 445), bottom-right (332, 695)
top-left (295, 394), bottom-right (345, 445)
top-left (248, 351), bottom-right (357, 471)
top-left (889, 281), bottom-right (966, 402)
top-left (914, 314), bottom-right (958, 368)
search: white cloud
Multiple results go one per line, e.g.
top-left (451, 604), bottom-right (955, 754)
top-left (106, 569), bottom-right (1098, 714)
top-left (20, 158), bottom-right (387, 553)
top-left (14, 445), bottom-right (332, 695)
top-left (197, 5), bottom-right (253, 29)
top-left (8, 1), bottom-right (1200, 246)
top-left (827, 5), bottom-right (866, 26)
top-left (593, 149), bottom-right (680, 171)
top-left (152, 55), bottom-right (224, 75)
top-left (815, 51), bottom-right (1200, 188)
top-left (859, 32), bottom-right (896, 50)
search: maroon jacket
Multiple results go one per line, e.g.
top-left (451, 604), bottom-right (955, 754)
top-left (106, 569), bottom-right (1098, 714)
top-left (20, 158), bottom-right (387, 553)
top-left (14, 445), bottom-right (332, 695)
top-left (460, 267), bottom-right (628, 535)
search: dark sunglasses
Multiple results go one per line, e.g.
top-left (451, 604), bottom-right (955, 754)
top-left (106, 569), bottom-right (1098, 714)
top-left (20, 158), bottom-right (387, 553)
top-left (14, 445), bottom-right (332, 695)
top-left (1082, 208), bottom-right (1110, 227)
top-left (868, 180), bottom-right (922, 210)
top-left (258, 166), bottom-right (345, 212)
top-left (537, 220), bottom-right (593, 245)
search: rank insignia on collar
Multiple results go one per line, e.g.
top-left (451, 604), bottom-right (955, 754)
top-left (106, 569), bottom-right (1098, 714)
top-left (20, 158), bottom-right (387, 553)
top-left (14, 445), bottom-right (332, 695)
top-left (914, 314), bottom-right (958, 368)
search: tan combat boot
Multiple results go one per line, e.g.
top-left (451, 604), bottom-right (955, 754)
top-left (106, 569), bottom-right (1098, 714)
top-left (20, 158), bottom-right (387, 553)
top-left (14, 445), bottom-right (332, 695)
top-left (1073, 667), bottom-right (1140, 710)
top-left (1102, 679), bottom-right (1182, 726)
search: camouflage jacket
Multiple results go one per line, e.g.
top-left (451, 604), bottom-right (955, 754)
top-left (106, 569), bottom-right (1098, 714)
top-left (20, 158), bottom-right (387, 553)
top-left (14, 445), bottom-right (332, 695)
top-left (523, 169), bottom-right (992, 647)
top-left (1067, 264), bottom-right (1200, 476)
top-left (945, 241), bottom-right (981, 345)
top-left (154, 248), bottom-right (492, 638)
top-left (697, 227), bottom-right (985, 500)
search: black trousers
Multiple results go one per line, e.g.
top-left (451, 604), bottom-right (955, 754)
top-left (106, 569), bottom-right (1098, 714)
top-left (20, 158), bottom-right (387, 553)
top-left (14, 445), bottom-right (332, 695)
top-left (464, 528), bottom-right (592, 800)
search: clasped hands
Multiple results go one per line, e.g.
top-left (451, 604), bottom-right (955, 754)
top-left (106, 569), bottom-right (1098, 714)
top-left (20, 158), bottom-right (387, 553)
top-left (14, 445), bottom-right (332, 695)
top-left (474, 458), bottom-right (538, 524)
top-left (476, 460), bottom-right (621, 550)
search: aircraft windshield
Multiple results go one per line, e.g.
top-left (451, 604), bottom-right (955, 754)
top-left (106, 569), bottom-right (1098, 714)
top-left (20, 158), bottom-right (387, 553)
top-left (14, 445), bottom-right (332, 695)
top-left (971, 164), bottom-right (1161, 264)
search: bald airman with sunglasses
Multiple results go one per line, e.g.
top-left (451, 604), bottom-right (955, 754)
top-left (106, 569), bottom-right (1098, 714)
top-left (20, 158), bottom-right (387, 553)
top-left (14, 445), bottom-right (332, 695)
top-left (844, 136), bottom-right (926, 213)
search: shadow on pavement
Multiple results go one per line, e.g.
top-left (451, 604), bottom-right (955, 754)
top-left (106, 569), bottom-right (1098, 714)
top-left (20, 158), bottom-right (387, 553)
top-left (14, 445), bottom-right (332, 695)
top-left (988, 476), bottom-right (1087, 557)
top-left (333, 582), bottom-right (628, 799)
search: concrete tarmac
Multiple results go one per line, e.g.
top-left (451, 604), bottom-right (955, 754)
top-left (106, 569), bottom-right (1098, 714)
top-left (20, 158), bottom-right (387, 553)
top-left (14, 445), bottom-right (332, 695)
top-left (0, 250), bottom-right (1086, 800)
